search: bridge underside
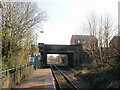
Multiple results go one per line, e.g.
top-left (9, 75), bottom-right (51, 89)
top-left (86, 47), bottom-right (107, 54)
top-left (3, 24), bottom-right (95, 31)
top-left (38, 43), bottom-right (81, 67)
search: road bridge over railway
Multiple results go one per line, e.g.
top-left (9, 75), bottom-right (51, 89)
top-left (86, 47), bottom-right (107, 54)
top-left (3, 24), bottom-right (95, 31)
top-left (38, 43), bottom-right (82, 67)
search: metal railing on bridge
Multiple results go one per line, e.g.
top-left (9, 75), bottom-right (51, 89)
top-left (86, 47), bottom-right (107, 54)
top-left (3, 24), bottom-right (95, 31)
top-left (0, 63), bottom-right (34, 88)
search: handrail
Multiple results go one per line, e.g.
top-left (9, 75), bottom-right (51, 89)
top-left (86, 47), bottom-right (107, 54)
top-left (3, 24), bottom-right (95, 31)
top-left (1, 63), bottom-right (34, 88)
top-left (1, 63), bottom-right (32, 74)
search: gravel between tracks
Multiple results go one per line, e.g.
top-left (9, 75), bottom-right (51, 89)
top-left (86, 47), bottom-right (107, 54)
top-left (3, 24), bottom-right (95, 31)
top-left (59, 68), bottom-right (93, 88)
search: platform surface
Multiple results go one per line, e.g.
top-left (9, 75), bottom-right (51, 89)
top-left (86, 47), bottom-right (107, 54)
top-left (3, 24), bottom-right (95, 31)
top-left (14, 69), bottom-right (56, 89)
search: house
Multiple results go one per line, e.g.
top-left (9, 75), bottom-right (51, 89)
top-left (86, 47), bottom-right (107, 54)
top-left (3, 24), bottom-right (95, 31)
top-left (70, 35), bottom-right (98, 50)
top-left (109, 36), bottom-right (120, 49)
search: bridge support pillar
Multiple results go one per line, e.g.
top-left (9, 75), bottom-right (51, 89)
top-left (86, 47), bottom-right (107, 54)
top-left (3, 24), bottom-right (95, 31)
top-left (73, 52), bottom-right (80, 67)
top-left (73, 53), bottom-right (77, 67)
top-left (43, 52), bottom-right (47, 66)
top-left (41, 51), bottom-right (47, 67)
top-left (68, 53), bottom-right (74, 67)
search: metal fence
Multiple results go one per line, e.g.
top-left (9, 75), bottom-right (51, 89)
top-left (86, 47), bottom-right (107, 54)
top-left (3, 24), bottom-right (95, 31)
top-left (1, 63), bottom-right (34, 88)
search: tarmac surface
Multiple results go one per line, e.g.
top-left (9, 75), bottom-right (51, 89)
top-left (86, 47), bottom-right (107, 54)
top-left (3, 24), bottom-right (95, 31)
top-left (14, 69), bottom-right (56, 89)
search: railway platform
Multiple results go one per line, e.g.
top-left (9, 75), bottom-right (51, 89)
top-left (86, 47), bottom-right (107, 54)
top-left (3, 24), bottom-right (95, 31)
top-left (14, 69), bottom-right (56, 89)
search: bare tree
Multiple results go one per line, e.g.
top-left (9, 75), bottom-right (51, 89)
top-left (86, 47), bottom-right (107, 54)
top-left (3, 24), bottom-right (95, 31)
top-left (81, 12), bottom-right (117, 68)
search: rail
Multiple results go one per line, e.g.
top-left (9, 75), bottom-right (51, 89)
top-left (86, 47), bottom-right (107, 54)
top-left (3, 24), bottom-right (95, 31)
top-left (50, 64), bottom-right (61, 89)
top-left (50, 64), bottom-right (79, 90)
top-left (0, 63), bottom-right (34, 88)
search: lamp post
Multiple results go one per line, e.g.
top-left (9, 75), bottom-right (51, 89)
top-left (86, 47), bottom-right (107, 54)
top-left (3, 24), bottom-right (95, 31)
top-left (36, 33), bottom-right (37, 47)
top-left (34, 31), bottom-right (44, 69)
top-left (36, 31), bottom-right (44, 47)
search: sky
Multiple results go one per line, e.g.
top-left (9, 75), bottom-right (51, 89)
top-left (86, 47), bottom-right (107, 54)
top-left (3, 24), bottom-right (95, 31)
top-left (36, 0), bottom-right (119, 45)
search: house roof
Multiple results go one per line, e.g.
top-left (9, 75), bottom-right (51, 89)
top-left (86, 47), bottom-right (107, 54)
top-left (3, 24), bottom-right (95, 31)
top-left (71, 35), bottom-right (97, 42)
top-left (109, 36), bottom-right (120, 45)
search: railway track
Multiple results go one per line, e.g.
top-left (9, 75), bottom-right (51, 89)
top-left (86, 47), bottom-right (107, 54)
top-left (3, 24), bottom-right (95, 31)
top-left (50, 64), bottom-right (79, 90)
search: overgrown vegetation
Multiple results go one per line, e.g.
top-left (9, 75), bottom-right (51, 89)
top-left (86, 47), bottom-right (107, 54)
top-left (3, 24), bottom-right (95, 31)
top-left (75, 13), bottom-right (120, 88)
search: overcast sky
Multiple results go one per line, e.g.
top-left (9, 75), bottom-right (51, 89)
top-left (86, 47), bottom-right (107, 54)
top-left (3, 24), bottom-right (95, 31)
top-left (36, 0), bottom-right (119, 45)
